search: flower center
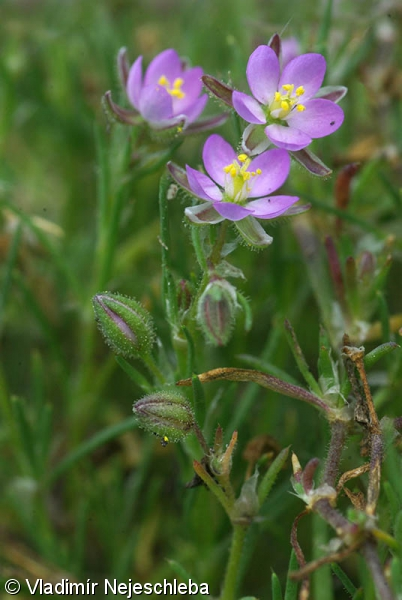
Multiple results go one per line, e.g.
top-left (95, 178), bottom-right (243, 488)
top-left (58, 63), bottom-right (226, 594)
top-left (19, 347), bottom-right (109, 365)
top-left (269, 84), bottom-right (306, 120)
top-left (157, 75), bottom-right (185, 99)
top-left (222, 154), bottom-right (262, 203)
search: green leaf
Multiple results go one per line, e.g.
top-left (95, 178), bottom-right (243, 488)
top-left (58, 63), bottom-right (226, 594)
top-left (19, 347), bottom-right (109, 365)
top-left (284, 550), bottom-right (299, 600)
top-left (258, 446), bottom-right (290, 506)
top-left (272, 572), bottom-right (283, 600)
top-left (331, 562), bottom-right (357, 596)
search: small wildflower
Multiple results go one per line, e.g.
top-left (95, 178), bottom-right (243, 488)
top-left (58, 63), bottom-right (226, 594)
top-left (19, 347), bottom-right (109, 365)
top-left (233, 45), bottom-right (345, 152)
top-left (103, 48), bottom-right (223, 133)
top-left (168, 134), bottom-right (299, 225)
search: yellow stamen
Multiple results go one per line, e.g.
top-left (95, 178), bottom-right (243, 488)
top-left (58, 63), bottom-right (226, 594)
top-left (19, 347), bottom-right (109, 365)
top-left (222, 155), bottom-right (262, 202)
top-left (270, 81), bottom-right (307, 119)
top-left (173, 77), bottom-right (184, 89)
top-left (157, 75), bottom-right (186, 100)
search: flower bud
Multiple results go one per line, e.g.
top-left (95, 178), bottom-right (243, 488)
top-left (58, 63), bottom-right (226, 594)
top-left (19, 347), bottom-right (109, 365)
top-left (197, 278), bottom-right (238, 346)
top-left (133, 390), bottom-right (195, 443)
top-left (93, 292), bottom-right (155, 359)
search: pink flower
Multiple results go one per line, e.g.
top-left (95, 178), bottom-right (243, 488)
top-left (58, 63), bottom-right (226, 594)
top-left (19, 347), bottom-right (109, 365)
top-left (126, 49), bottom-right (207, 130)
top-left (168, 134), bottom-right (299, 224)
top-left (104, 48), bottom-right (228, 133)
top-left (233, 45), bottom-right (345, 152)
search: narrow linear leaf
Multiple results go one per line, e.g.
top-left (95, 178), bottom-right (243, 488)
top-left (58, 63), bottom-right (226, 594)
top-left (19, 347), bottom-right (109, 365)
top-left (258, 446), bottom-right (290, 506)
top-left (284, 550), bottom-right (299, 600)
top-left (272, 572), bottom-right (284, 600)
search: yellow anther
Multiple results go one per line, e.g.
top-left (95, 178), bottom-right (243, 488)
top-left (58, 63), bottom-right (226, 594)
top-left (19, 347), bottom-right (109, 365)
top-left (158, 75), bottom-right (185, 100)
top-left (296, 104), bottom-right (306, 112)
top-left (274, 91), bottom-right (281, 102)
top-left (296, 86), bottom-right (305, 96)
top-left (223, 165), bottom-right (232, 173)
top-left (255, 168), bottom-right (262, 175)
top-left (230, 166), bottom-right (237, 177)
top-left (281, 101), bottom-right (289, 111)
top-left (173, 77), bottom-right (184, 89)
top-left (282, 84), bottom-right (294, 93)
top-left (237, 153), bottom-right (248, 162)
top-left (242, 171), bottom-right (251, 181)
top-left (170, 89), bottom-right (185, 99)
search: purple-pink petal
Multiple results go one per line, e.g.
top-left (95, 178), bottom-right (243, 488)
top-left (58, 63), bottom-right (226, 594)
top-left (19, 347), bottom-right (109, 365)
top-left (180, 67), bottom-right (204, 107)
top-left (186, 166), bottom-right (222, 201)
top-left (281, 38), bottom-right (300, 68)
top-left (287, 98), bottom-right (344, 138)
top-left (279, 53), bottom-right (326, 100)
top-left (248, 149), bottom-right (290, 197)
top-left (143, 49), bottom-right (181, 85)
top-left (265, 123), bottom-right (312, 151)
top-left (246, 45), bottom-right (280, 104)
top-left (180, 94), bottom-right (208, 123)
top-left (213, 202), bottom-right (252, 221)
top-left (139, 84), bottom-right (173, 122)
top-left (202, 134), bottom-right (237, 186)
top-left (232, 91), bottom-right (266, 124)
top-left (126, 55), bottom-right (143, 109)
top-left (247, 195), bottom-right (299, 219)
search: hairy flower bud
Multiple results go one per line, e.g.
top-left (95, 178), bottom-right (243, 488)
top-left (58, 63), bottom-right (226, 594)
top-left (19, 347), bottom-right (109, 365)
top-left (93, 292), bottom-right (155, 359)
top-left (133, 390), bottom-right (195, 443)
top-left (197, 278), bottom-right (238, 346)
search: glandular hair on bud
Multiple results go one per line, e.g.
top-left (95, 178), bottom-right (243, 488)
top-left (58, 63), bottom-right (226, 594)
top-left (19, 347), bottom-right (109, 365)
top-left (92, 292), bottom-right (155, 359)
top-left (197, 278), bottom-right (238, 346)
top-left (133, 390), bottom-right (195, 443)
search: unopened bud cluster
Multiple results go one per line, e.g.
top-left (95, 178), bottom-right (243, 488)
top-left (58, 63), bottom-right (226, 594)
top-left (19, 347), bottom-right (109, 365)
top-left (92, 292), bottom-right (155, 359)
top-left (133, 390), bottom-right (195, 443)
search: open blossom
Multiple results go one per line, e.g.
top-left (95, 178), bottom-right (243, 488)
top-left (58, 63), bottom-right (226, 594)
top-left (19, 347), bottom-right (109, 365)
top-left (168, 134), bottom-right (299, 224)
top-left (233, 45), bottom-right (344, 152)
top-left (126, 49), bottom-right (207, 130)
top-left (104, 48), bottom-right (227, 133)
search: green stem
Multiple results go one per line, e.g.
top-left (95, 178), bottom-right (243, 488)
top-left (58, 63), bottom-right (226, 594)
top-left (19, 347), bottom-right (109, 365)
top-left (142, 354), bottom-right (166, 385)
top-left (210, 220), bottom-right (229, 266)
top-left (159, 175), bottom-right (179, 328)
top-left (220, 524), bottom-right (248, 600)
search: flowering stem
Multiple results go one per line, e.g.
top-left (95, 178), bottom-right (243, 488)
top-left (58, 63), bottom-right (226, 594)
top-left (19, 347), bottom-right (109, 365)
top-left (220, 524), bottom-right (248, 600)
top-left (159, 175), bottom-right (179, 328)
top-left (322, 419), bottom-right (348, 487)
top-left (141, 354), bottom-right (166, 385)
top-left (191, 225), bottom-right (208, 270)
top-left (210, 221), bottom-right (229, 267)
top-left (361, 539), bottom-right (396, 600)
